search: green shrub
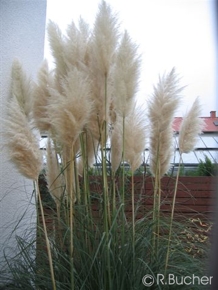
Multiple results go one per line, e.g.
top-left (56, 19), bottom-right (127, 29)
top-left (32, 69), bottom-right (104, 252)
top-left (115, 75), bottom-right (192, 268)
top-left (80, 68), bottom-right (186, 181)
top-left (197, 155), bottom-right (217, 176)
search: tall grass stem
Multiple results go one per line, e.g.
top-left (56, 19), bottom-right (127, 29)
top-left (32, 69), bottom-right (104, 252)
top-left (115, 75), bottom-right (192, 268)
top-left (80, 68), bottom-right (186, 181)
top-left (164, 155), bottom-right (182, 275)
top-left (35, 180), bottom-right (56, 290)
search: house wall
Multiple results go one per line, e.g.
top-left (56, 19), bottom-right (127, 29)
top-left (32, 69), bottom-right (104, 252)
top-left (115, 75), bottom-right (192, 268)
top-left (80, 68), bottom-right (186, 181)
top-left (0, 0), bottom-right (47, 267)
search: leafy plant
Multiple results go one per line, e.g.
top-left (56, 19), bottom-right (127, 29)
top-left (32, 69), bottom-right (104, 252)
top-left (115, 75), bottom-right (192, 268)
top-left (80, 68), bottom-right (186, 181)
top-left (197, 155), bottom-right (217, 176)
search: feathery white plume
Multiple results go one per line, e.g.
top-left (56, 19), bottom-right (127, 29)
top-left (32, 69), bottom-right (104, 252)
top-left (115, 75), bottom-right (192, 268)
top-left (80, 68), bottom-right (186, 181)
top-left (87, 0), bottom-right (120, 131)
top-left (91, 0), bottom-right (119, 75)
top-left (47, 20), bottom-right (67, 81)
top-left (48, 68), bottom-right (92, 148)
top-left (32, 60), bottom-right (53, 133)
top-left (4, 97), bottom-right (42, 180)
top-left (124, 107), bottom-right (146, 172)
top-left (148, 68), bottom-right (183, 177)
top-left (64, 17), bottom-right (91, 72)
top-left (113, 31), bottom-right (141, 118)
top-left (11, 59), bottom-right (32, 118)
top-left (179, 97), bottom-right (205, 154)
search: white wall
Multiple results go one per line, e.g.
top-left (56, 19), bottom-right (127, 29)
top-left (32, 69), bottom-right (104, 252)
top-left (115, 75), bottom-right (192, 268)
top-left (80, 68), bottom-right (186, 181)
top-left (0, 0), bottom-right (47, 267)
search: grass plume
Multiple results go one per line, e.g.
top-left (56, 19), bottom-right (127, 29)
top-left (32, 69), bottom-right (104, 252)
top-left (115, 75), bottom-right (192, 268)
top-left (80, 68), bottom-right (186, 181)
top-left (148, 68), bottom-right (183, 177)
top-left (4, 96), bottom-right (42, 180)
top-left (65, 17), bottom-right (91, 72)
top-left (113, 30), bottom-right (141, 118)
top-left (11, 59), bottom-right (32, 119)
top-left (48, 68), bottom-right (92, 148)
top-left (47, 20), bottom-right (68, 83)
top-left (32, 60), bottom-right (52, 133)
top-left (91, 0), bottom-right (119, 75)
top-left (124, 107), bottom-right (146, 172)
top-left (179, 96), bottom-right (205, 154)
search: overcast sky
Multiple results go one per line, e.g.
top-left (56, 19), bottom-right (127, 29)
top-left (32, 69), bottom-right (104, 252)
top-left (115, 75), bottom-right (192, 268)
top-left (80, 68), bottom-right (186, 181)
top-left (45, 0), bottom-right (217, 117)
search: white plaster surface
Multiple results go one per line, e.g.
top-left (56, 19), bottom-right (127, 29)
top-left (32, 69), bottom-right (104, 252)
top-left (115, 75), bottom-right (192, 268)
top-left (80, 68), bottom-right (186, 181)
top-left (0, 0), bottom-right (47, 267)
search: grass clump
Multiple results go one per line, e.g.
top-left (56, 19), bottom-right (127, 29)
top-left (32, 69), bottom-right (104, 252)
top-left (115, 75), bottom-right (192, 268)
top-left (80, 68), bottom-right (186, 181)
top-left (0, 1), bottom-right (210, 289)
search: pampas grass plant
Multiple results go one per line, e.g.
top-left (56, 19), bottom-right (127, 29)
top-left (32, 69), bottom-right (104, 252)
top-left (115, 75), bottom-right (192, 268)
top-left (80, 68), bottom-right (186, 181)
top-left (148, 68), bottom-right (183, 253)
top-left (148, 68), bottom-right (183, 178)
top-left (164, 97), bottom-right (206, 274)
top-left (123, 107), bottom-right (147, 276)
top-left (4, 94), bottom-right (56, 289)
top-left (1, 1), bottom-right (210, 289)
top-left (48, 68), bottom-right (92, 288)
top-left (110, 30), bottom-right (141, 250)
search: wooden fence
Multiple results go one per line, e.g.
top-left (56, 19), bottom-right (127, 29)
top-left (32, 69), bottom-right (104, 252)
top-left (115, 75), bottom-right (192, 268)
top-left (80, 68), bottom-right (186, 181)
top-left (131, 176), bottom-right (217, 220)
top-left (87, 176), bottom-right (218, 222)
top-left (40, 176), bottom-right (217, 224)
